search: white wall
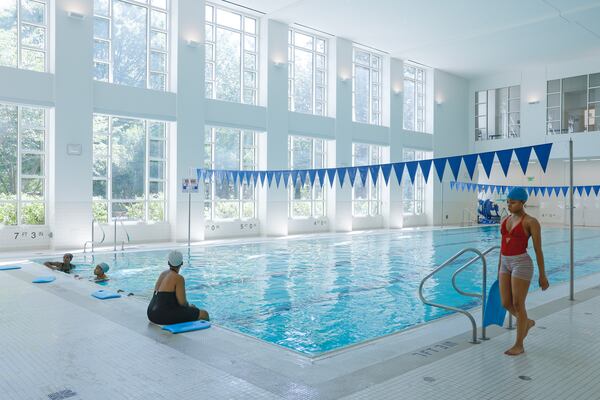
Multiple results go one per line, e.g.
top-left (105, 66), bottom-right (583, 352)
top-left (0, 0), bottom-right (476, 251)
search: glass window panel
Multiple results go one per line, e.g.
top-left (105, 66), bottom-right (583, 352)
top-left (93, 179), bottom-right (107, 199)
top-left (149, 139), bottom-right (165, 158)
top-left (112, 201), bottom-right (144, 220)
top-left (150, 30), bottom-right (166, 50)
top-left (21, 23), bottom-right (45, 50)
top-left (509, 85), bottom-right (520, 98)
top-left (148, 201), bottom-right (164, 222)
top-left (150, 72), bottom-right (166, 90)
top-left (113, 1), bottom-right (148, 88)
top-left (589, 87), bottom-right (600, 103)
top-left (547, 79), bottom-right (560, 93)
top-left (562, 75), bottom-right (587, 133)
top-left (244, 35), bottom-right (256, 52)
top-left (216, 8), bottom-right (240, 29)
top-left (244, 51), bottom-right (255, 69)
top-left (21, 0), bottom-right (45, 24)
top-left (149, 121), bottom-right (165, 138)
top-left (205, 5), bottom-right (213, 22)
top-left (149, 160), bottom-right (164, 179)
top-left (151, 0), bottom-right (167, 9)
top-left (403, 79), bottom-right (415, 130)
top-left (94, 62), bottom-right (109, 81)
top-left (293, 48), bottom-right (313, 113)
top-left (205, 24), bottom-right (214, 42)
top-left (476, 103), bottom-right (486, 115)
top-left (93, 201), bottom-right (108, 223)
top-left (509, 99), bottom-right (520, 112)
top-left (215, 27), bottom-right (241, 102)
top-left (0, 203), bottom-right (17, 225)
top-left (21, 202), bottom-right (44, 225)
top-left (94, 17), bottom-right (109, 39)
top-left (21, 48), bottom-right (44, 71)
top-left (476, 91), bottom-right (487, 103)
top-left (149, 181), bottom-right (164, 199)
top-left (151, 10), bottom-right (167, 30)
top-left (587, 103), bottom-right (599, 131)
top-left (294, 31), bottom-right (312, 49)
top-left (590, 73), bottom-right (600, 88)
top-left (21, 177), bottom-right (43, 200)
top-left (21, 153), bottom-right (43, 176)
top-left (150, 51), bottom-right (166, 72)
top-left (244, 70), bottom-right (256, 87)
top-left (354, 65), bottom-right (370, 123)
top-left (21, 128), bottom-right (44, 151)
top-left (111, 118), bottom-right (145, 199)
top-left (21, 107), bottom-right (44, 128)
top-left (244, 17), bottom-right (256, 34)
top-left (547, 93), bottom-right (560, 108)
top-left (0, 0), bottom-right (18, 68)
top-left (354, 49), bottom-right (369, 65)
top-left (316, 38), bottom-right (325, 53)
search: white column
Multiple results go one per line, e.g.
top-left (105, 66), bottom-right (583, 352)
top-left (259, 19), bottom-right (288, 236)
top-left (171, 0), bottom-right (205, 242)
top-left (387, 57), bottom-right (404, 228)
top-left (332, 37), bottom-right (353, 232)
top-left (51, 0), bottom-right (94, 249)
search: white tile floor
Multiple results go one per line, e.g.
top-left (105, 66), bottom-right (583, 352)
top-left (1, 260), bottom-right (600, 399)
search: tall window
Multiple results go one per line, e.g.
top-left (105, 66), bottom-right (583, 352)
top-left (93, 0), bottom-right (169, 91)
top-left (205, 3), bottom-right (258, 105)
top-left (352, 47), bottom-right (382, 125)
top-left (288, 28), bottom-right (327, 115)
top-left (203, 127), bottom-right (257, 220)
top-left (352, 143), bottom-right (383, 217)
top-left (0, 0), bottom-right (48, 72)
top-left (92, 114), bottom-right (167, 223)
top-left (475, 85), bottom-right (520, 141)
top-left (402, 148), bottom-right (431, 216)
top-left (288, 136), bottom-right (326, 218)
top-left (0, 103), bottom-right (47, 225)
top-left (403, 64), bottom-right (426, 132)
top-left (547, 73), bottom-right (600, 134)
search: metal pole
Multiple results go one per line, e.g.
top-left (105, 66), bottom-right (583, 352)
top-left (481, 255), bottom-right (488, 340)
top-left (187, 167), bottom-right (192, 248)
top-left (441, 180), bottom-right (444, 229)
top-left (113, 218), bottom-right (117, 252)
top-left (569, 139), bottom-right (574, 301)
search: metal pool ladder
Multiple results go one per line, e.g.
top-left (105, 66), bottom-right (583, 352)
top-left (418, 245), bottom-right (500, 344)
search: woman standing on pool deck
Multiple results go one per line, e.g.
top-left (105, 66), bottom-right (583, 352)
top-left (499, 187), bottom-right (549, 355)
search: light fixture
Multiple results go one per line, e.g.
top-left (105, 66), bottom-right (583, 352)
top-left (340, 76), bottom-right (351, 84)
top-left (528, 99), bottom-right (540, 105)
top-left (273, 60), bottom-right (285, 68)
top-left (186, 39), bottom-right (201, 48)
top-left (67, 10), bottom-right (85, 20)
top-left (435, 99), bottom-right (443, 106)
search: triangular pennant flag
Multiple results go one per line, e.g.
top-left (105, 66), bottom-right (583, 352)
top-left (337, 167), bottom-right (347, 187)
top-left (347, 167), bottom-right (358, 187)
top-left (460, 182), bottom-right (466, 191)
top-left (576, 186), bottom-right (583, 196)
top-left (462, 154), bottom-right (478, 180)
top-left (501, 185), bottom-right (507, 194)
top-left (514, 146), bottom-right (532, 175)
top-left (393, 163), bottom-right (405, 186)
top-left (418, 159), bottom-right (433, 183)
top-left (553, 187), bottom-right (560, 197)
top-left (447, 156), bottom-right (462, 181)
top-left (259, 171), bottom-right (267, 186)
top-left (327, 168), bottom-right (337, 188)
top-left (540, 187), bottom-right (547, 196)
top-left (561, 186), bottom-right (568, 196)
top-left (308, 169), bottom-right (318, 187)
top-left (594, 186), bottom-right (600, 196)
top-left (467, 183), bottom-right (474, 192)
top-left (251, 171), bottom-right (260, 187)
top-left (238, 171), bottom-right (246, 185)
top-left (227, 171), bottom-right (234, 184)
top-left (231, 171), bottom-right (239, 185)
top-left (282, 171), bottom-right (290, 188)
top-left (267, 171), bottom-right (274, 187)
top-left (495, 149), bottom-right (513, 177)
top-left (369, 165), bottom-right (380, 186)
top-left (533, 187), bottom-right (540, 196)
top-left (316, 169), bottom-right (326, 187)
top-left (450, 181), bottom-right (455, 190)
top-left (584, 186), bottom-right (592, 196)
top-left (290, 170), bottom-right (299, 187)
top-left (381, 164), bottom-right (392, 185)
top-left (406, 161), bottom-right (419, 184)
top-left (478, 151), bottom-right (495, 178)
top-left (433, 158), bottom-right (447, 182)
top-left (358, 166), bottom-right (369, 186)
top-left (196, 169), bottom-right (203, 181)
top-left (298, 170), bottom-right (307, 186)
top-left (274, 171), bottom-right (282, 188)
top-left (526, 187), bottom-right (533, 195)
top-left (533, 143), bottom-right (552, 172)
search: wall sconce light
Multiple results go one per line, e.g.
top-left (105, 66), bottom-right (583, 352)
top-left (340, 76), bottom-right (351, 84)
top-left (273, 60), bottom-right (285, 68)
top-left (528, 99), bottom-right (540, 105)
top-left (435, 99), bottom-right (444, 106)
top-left (186, 39), bottom-right (201, 48)
top-left (67, 10), bottom-right (85, 20)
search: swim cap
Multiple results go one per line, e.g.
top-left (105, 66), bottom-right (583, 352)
top-left (168, 250), bottom-right (183, 267)
top-left (98, 262), bottom-right (110, 273)
top-left (507, 186), bottom-right (528, 202)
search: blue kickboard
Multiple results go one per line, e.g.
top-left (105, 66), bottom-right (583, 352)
top-left (483, 280), bottom-right (507, 327)
top-left (32, 276), bottom-right (56, 284)
top-left (0, 265), bottom-right (22, 271)
top-left (91, 289), bottom-right (121, 300)
top-left (162, 320), bottom-right (211, 334)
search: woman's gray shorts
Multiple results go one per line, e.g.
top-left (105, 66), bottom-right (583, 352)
top-left (500, 253), bottom-right (534, 281)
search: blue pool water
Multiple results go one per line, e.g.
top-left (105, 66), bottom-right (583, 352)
top-left (38, 226), bottom-right (600, 356)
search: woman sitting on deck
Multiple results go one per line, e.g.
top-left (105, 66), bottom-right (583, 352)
top-left (147, 250), bottom-right (209, 325)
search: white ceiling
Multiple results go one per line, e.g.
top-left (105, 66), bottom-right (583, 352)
top-left (222, 0), bottom-right (600, 79)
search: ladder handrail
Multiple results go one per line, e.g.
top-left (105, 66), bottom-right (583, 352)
top-left (452, 246), bottom-right (500, 298)
top-left (418, 247), bottom-right (487, 344)
top-left (84, 219), bottom-right (106, 253)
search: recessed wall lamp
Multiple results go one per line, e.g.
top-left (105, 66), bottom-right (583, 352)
top-left (186, 39), bottom-right (201, 48)
top-left (273, 60), bottom-right (285, 68)
top-left (528, 99), bottom-right (540, 105)
top-left (435, 99), bottom-right (444, 106)
top-left (67, 10), bottom-right (85, 20)
top-left (340, 76), bottom-right (351, 84)
top-left (392, 86), bottom-right (402, 95)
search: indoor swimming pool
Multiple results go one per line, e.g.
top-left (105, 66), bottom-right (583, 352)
top-left (35, 226), bottom-right (600, 356)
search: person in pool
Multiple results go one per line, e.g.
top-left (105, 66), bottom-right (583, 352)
top-left (498, 187), bottom-right (549, 356)
top-left (94, 262), bottom-right (110, 282)
top-left (44, 253), bottom-right (75, 273)
top-left (147, 250), bottom-right (209, 325)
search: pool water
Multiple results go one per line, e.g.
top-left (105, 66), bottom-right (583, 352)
top-left (38, 226), bottom-right (600, 356)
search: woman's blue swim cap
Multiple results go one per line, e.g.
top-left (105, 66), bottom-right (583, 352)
top-left (98, 262), bottom-right (110, 273)
top-left (507, 186), bottom-right (528, 202)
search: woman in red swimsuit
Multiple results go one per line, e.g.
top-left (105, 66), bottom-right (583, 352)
top-left (499, 187), bottom-right (549, 356)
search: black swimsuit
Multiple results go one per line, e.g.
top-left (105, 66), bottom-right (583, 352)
top-left (147, 291), bottom-right (200, 325)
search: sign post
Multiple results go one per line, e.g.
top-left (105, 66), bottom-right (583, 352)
top-left (182, 170), bottom-right (199, 248)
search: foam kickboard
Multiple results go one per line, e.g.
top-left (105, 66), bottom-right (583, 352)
top-left (162, 320), bottom-right (211, 333)
top-left (32, 276), bottom-right (56, 284)
top-left (91, 289), bottom-right (121, 300)
top-left (0, 265), bottom-right (22, 271)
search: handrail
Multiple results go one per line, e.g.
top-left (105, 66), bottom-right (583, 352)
top-left (419, 248), bottom-right (487, 344)
top-left (118, 220), bottom-right (131, 250)
top-left (452, 246), bottom-right (500, 298)
top-left (84, 219), bottom-right (106, 253)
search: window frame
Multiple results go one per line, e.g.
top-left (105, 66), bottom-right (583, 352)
top-left (402, 148), bottom-right (431, 216)
top-left (352, 143), bottom-right (384, 217)
top-left (0, 102), bottom-right (48, 226)
top-left (288, 27), bottom-right (328, 116)
top-left (288, 135), bottom-right (327, 219)
top-left (92, 114), bottom-right (169, 223)
top-left (352, 46), bottom-right (382, 126)
top-left (93, 0), bottom-right (170, 91)
top-left (403, 63), bottom-right (427, 133)
top-left (205, 2), bottom-right (259, 105)
top-left (203, 126), bottom-right (258, 221)
top-left (475, 85), bottom-right (520, 141)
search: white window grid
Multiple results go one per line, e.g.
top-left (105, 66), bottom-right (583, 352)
top-left (0, 103), bottom-right (48, 226)
top-left (0, 0), bottom-right (49, 72)
top-left (475, 86), bottom-right (520, 141)
top-left (352, 143), bottom-right (383, 217)
top-left (403, 64), bottom-right (426, 132)
top-left (203, 127), bottom-right (257, 221)
top-left (288, 135), bottom-right (327, 218)
top-left (475, 90), bottom-right (487, 141)
top-left (288, 28), bottom-right (328, 116)
top-left (402, 148), bottom-right (430, 216)
top-left (92, 114), bottom-right (168, 223)
top-left (205, 3), bottom-right (259, 105)
top-left (352, 47), bottom-right (382, 125)
top-left (547, 73), bottom-right (600, 135)
top-left (93, 0), bottom-right (169, 91)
